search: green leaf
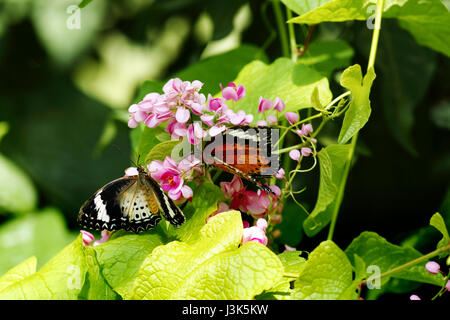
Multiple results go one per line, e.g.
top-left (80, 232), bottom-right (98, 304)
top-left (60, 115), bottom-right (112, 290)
top-left (430, 212), bottom-right (450, 241)
top-left (278, 251), bottom-right (307, 275)
top-left (292, 240), bottom-right (353, 300)
top-left (339, 254), bottom-right (366, 300)
top-left (298, 39), bottom-right (354, 78)
top-left (311, 86), bottom-right (330, 114)
top-left (338, 65), bottom-right (376, 144)
top-left (0, 122), bottom-right (9, 144)
top-left (286, 0), bottom-right (450, 57)
top-left (229, 58), bottom-right (332, 121)
top-left (78, 0), bottom-right (93, 8)
top-left (0, 153), bottom-right (38, 214)
top-left (79, 245), bottom-right (118, 300)
top-left (256, 251), bottom-right (306, 300)
top-left (145, 140), bottom-right (181, 164)
top-left (0, 235), bottom-right (117, 299)
top-left (0, 208), bottom-right (73, 275)
top-left (281, 0), bottom-right (332, 16)
top-left (345, 231), bottom-right (444, 286)
top-left (430, 212), bottom-right (450, 253)
top-left (134, 125), bottom-right (170, 164)
top-left (131, 210), bottom-right (283, 299)
top-left (303, 144), bottom-right (352, 237)
top-left (0, 257), bottom-right (37, 293)
top-left (167, 181), bottom-right (225, 243)
top-left (176, 44), bottom-right (268, 96)
top-left (0, 236), bottom-right (87, 299)
top-left (394, 0), bottom-right (450, 58)
top-left (169, 241), bottom-right (283, 299)
top-left (94, 232), bottom-right (164, 299)
top-left (376, 20), bottom-right (437, 155)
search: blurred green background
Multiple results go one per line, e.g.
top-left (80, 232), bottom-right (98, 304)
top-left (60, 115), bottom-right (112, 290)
top-left (0, 0), bottom-right (449, 298)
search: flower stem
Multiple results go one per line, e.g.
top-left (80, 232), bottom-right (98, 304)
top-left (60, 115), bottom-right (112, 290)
top-left (285, 7), bottom-right (298, 62)
top-left (272, 0), bottom-right (290, 58)
top-left (327, 0), bottom-right (384, 241)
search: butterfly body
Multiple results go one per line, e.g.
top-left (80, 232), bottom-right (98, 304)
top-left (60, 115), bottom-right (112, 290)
top-left (78, 166), bottom-right (185, 233)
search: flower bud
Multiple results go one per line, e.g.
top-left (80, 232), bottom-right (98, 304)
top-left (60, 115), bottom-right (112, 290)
top-left (425, 261), bottom-right (440, 274)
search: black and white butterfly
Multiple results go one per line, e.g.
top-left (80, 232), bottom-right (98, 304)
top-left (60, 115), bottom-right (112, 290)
top-left (78, 166), bottom-right (185, 233)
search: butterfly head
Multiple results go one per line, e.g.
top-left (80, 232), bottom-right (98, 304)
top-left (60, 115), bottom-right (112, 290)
top-left (137, 165), bottom-right (147, 174)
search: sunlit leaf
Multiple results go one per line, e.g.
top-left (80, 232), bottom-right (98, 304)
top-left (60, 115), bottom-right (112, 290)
top-left (229, 58), bottom-right (332, 121)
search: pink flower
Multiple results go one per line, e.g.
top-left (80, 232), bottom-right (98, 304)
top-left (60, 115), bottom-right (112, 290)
top-left (209, 124), bottom-right (227, 137)
top-left (301, 147), bottom-right (312, 157)
top-left (220, 176), bottom-right (275, 217)
top-left (207, 202), bottom-right (230, 222)
top-left (301, 123), bottom-right (313, 135)
top-left (258, 97), bottom-right (273, 113)
top-left (242, 218), bottom-right (269, 246)
top-left (165, 119), bottom-right (188, 140)
top-left (268, 185), bottom-right (281, 197)
top-left (187, 122), bottom-right (206, 145)
top-left (128, 78), bottom-right (206, 135)
top-left (285, 112), bottom-right (299, 125)
top-left (128, 116), bottom-right (139, 128)
top-left (221, 175), bottom-right (244, 198)
top-left (257, 120), bottom-right (268, 127)
top-left (175, 107), bottom-right (190, 123)
top-left (425, 261), bottom-right (440, 274)
top-left (93, 230), bottom-right (111, 246)
top-left (284, 244), bottom-right (296, 252)
top-left (242, 226), bottom-right (268, 245)
top-left (148, 156), bottom-right (199, 201)
top-left (410, 295), bottom-right (421, 300)
top-left (80, 230), bottom-right (95, 246)
top-left (244, 191), bottom-right (271, 217)
top-left (200, 114), bottom-right (215, 127)
top-left (274, 168), bottom-right (285, 179)
top-left (273, 97), bottom-right (285, 112)
top-left (221, 82), bottom-right (245, 101)
top-left (256, 218), bottom-right (268, 231)
top-left (207, 95), bottom-right (227, 113)
top-left (446, 280), bottom-right (450, 292)
top-left (267, 114), bottom-right (278, 125)
top-left (229, 110), bottom-right (253, 126)
top-left (289, 149), bottom-right (301, 161)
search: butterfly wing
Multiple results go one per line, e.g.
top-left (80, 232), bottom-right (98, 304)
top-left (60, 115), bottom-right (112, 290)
top-left (143, 175), bottom-right (186, 227)
top-left (78, 176), bottom-right (162, 233)
top-left (205, 126), bottom-right (279, 194)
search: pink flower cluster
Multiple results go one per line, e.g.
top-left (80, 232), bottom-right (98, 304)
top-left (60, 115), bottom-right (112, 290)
top-left (201, 82), bottom-right (253, 137)
top-left (220, 176), bottom-right (281, 218)
top-left (242, 218), bottom-right (268, 246)
top-left (128, 79), bottom-right (206, 144)
top-left (256, 96), bottom-right (285, 127)
top-left (148, 155), bottom-right (201, 201)
top-left (128, 79), bottom-right (255, 144)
